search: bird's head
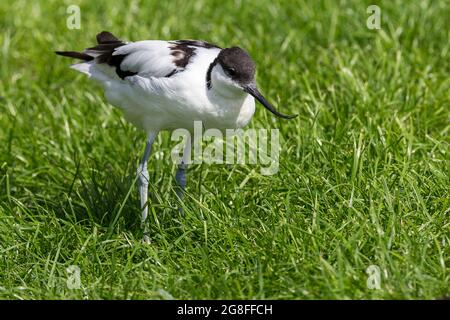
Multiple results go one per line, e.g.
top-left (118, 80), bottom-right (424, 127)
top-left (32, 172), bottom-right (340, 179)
top-left (208, 47), bottom-right (297, 119)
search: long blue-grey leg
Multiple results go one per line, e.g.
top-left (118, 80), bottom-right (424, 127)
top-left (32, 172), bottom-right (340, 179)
top-left (175, 134), bottom-right (191, 208)
top-left (137, 131), bottom-right (158, 242)
top-left (175, 163), bottom-right (188, 200)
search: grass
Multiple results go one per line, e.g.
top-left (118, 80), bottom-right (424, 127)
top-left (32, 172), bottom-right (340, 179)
top-left (0, 0), bottom-right (449, 299)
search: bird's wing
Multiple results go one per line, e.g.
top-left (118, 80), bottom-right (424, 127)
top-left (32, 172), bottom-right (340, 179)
top-left (108, 40), bottom-right (179, 78)
top-left (56, 31), bottom-right (221, 80)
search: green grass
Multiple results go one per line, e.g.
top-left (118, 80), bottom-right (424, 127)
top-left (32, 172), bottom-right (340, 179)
top-left (0, 0), bottom-right (449, 299)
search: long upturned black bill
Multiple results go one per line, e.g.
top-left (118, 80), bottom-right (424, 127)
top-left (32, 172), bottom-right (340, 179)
top-left (243, 85), bottom-right (297, 120)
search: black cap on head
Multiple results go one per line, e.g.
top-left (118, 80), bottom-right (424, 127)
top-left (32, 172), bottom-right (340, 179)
top-left (217, 47), bottom-right (256, 85)
top-left (216, 47), bottom-right (297, 120)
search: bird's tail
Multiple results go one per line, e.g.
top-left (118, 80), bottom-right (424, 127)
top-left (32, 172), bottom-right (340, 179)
top-left (55, 31), bottom-right (129, 80)
top-left (55, 51), bottom-right (94, 61)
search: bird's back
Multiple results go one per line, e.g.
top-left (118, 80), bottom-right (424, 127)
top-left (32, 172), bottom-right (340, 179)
top-left (56, 31), bottom-right (254, 132)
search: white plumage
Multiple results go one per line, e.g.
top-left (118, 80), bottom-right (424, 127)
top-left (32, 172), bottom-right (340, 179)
top-left (69, 38), bottom-right (255, 133)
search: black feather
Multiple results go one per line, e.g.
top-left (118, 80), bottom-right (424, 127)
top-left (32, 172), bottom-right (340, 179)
top-left (89, 32), bottom-right (137, 79)
top-left (96, 31), bottom-right (119, 44)
top-left (55, 51), bottom-right (94, 61)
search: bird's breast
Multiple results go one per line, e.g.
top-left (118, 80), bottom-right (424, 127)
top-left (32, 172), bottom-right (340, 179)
top-left (199, 91), bottom-right (256, 130)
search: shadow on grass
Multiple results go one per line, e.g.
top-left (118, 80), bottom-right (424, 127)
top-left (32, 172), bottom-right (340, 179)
top-left (51, 158), bottom-right (188, 241)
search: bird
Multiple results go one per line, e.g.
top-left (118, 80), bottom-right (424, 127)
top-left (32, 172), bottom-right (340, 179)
top-left (56, 31), bottom-right (296, 241)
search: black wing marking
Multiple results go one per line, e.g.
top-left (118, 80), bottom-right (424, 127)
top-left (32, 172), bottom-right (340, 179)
top-left (168, 40), bottom-right (221, 70)
top-left (88, 31), bottom-right (137, 79)
top-left (173, 40), bottom-right (221, 49)
top-left (96, 31), bottom-right (119, 43)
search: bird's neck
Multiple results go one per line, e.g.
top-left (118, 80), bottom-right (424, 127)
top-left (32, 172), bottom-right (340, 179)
top-left (206, 61), bottom-right (247, 100)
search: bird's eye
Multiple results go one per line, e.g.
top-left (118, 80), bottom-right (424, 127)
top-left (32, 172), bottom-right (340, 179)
top-left (225, 67), bottom-right (236, 76)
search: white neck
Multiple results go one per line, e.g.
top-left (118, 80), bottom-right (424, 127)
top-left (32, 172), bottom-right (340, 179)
top-left (210, 64), bottom-right (247, 100)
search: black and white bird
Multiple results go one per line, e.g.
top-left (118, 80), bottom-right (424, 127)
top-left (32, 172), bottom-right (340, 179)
top-left (56, 31), bottom-right (296, 241)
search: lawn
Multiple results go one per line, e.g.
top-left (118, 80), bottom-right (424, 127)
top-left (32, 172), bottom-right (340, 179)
top-left (0, 0), bottom-right (448, 299)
